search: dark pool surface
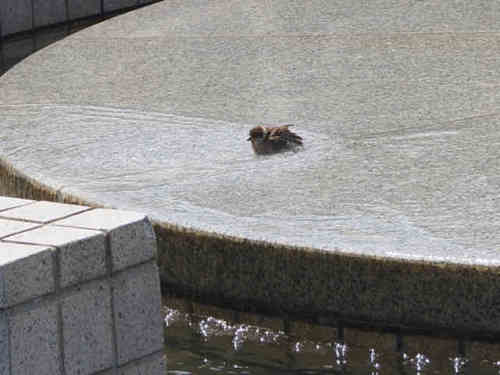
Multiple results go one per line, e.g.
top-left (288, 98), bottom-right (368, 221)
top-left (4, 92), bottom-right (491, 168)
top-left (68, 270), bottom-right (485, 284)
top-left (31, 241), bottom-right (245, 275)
top-left (163, 297), bottom-right (500, 375)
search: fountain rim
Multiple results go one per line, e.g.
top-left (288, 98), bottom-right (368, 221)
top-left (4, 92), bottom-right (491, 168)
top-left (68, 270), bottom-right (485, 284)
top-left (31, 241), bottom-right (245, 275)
top-left (2, 2), bottom-right (500, 339)
top-left (2, 156), bottom-right (500, 340)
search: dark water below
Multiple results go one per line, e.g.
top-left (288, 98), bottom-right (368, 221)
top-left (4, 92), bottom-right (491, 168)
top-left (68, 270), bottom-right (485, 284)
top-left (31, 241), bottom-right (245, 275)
top-left (163, 296), bottom-right (500, 375)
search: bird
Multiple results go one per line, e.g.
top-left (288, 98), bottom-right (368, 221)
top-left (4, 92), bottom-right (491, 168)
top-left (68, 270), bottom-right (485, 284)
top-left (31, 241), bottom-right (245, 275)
top-left (247, 125), bottom-right (303, 155)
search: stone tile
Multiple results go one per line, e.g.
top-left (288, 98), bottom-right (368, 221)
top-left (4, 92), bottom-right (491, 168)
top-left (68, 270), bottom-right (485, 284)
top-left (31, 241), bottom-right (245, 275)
top-left (0, 0), bottom-right (32, 36)
top-left (33, 0), bottom-right (67, 28)
top-left (0, 311), bottom-right (8, 375)
top-left (55, 208), bottom-right (146, 232)
top-left (9, 302), bottom-right (61, 375)
top-left (0, 242), bottom-right (55, 308)
top-left (5, 225), bottom-right (106, 288)
top-left (118, 352), bottom-right (166, 375)
top-left (56, 209), bottom-right (156, 271)
top-left (112, 262), bottom-right (164, 365)
top-left (0, 201), bottom-right (90, 224)
top-left (0, 197), bottom-right (32, 212)
top-left (68, 0), bottom-right (101, 20)
top-left (0, 218), bottom-right (40, 239)
top-left (62, 280), bottom-right (114, 375)
top-left (104, 0), bottom-right (137, 13)
top-left (109, 218), bottom-right (156, 272)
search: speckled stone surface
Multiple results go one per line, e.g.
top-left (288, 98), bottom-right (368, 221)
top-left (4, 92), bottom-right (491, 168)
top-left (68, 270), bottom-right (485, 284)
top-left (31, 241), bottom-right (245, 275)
top-left (0, 218), bottom-right (39, 238)
top-left (9, 302), bottom-right (62, 375)
top-left (0, 200), bottom-right (90, 223)
top-left (0, 241), bottom-right (55, 308)
top-left (56, 208), bottom-right (157, 271)
top-left (61, 280), bottom-right (114, 375)
top-left (6, 225), bottom-right (107, 287)
top-left (0, 197), bottom-right (165, 375)
top-left (0, 196), bottom-right (32, 211)
top-left (112, 261), bottom-right (164, 365)
top-left (1, 0), bottom-right (500, 337)
top-left (0, 312), bottom-right (8, 375)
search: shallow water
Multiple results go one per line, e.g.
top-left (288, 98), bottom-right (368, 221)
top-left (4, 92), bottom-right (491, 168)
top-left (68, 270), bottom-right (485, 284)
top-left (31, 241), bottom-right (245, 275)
top-left (163, 297), bottom-right (500, 375)
top-left (2, 103), bottom-right (500, 266)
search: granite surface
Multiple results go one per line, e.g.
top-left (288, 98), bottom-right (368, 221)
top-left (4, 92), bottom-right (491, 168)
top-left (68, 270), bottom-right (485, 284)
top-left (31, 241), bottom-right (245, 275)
top-left (0, 197), bottom-right (165, 375)
top-left (1, 0), bottom-right (499, 262)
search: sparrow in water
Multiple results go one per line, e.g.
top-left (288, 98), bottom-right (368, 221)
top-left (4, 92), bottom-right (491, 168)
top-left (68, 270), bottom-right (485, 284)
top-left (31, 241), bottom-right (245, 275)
top-left (247, 125), bottom-right (303, 155)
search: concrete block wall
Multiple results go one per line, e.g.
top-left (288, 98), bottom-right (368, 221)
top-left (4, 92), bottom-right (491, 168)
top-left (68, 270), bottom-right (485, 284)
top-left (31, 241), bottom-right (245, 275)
top-left (0, 196), bottom-right (165, 375)
top-left (0, 0), bottom-right (157, 38)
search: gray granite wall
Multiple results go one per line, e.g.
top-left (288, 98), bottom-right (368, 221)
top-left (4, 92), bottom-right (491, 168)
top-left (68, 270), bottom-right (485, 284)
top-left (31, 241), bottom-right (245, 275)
top-left (0, 0), bottom-right (156, 38)
top-left (0, 197), bottom-right (165, 375)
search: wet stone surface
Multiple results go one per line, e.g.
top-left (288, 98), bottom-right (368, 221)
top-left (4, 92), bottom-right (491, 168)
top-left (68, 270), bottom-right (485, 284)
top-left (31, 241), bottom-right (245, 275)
top-left (1, 0), bottom-right (500, 263)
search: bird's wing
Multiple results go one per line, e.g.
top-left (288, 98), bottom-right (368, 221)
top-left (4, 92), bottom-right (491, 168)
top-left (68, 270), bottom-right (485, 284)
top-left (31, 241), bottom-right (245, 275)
top-left (268, 126), bottom-right (303, 145)
top-left (268, 125), bottom-right (291, 138)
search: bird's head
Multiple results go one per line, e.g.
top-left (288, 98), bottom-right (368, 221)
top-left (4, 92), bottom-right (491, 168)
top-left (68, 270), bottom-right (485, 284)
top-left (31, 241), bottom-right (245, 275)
top-left (247, 126), bottom-right (267, 141)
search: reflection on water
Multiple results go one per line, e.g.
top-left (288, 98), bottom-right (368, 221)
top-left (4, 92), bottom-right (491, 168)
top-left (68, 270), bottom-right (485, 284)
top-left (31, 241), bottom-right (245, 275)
top-left (0, 8), bottom-right (149, 76)
top-left (164, 297), bottom-right (500, 375)
top-left (1, 22), bottom-right (84, 76)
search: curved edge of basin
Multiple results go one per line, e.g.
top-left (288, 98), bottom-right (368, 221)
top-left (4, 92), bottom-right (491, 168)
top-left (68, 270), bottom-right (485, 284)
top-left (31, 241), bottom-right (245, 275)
top-left (1, 156), bottom-right (499, 340)
top-left (0, 157), bottom-right (96, 206)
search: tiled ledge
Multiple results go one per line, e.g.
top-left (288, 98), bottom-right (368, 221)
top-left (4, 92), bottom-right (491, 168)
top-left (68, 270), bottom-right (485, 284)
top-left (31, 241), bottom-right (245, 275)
top-left (0, 196), bottom-right (165, 375)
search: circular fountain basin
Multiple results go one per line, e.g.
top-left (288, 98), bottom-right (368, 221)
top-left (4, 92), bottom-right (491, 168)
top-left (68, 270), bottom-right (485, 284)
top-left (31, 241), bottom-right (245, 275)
top-left (1, 0), bottom-right (500, 335)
